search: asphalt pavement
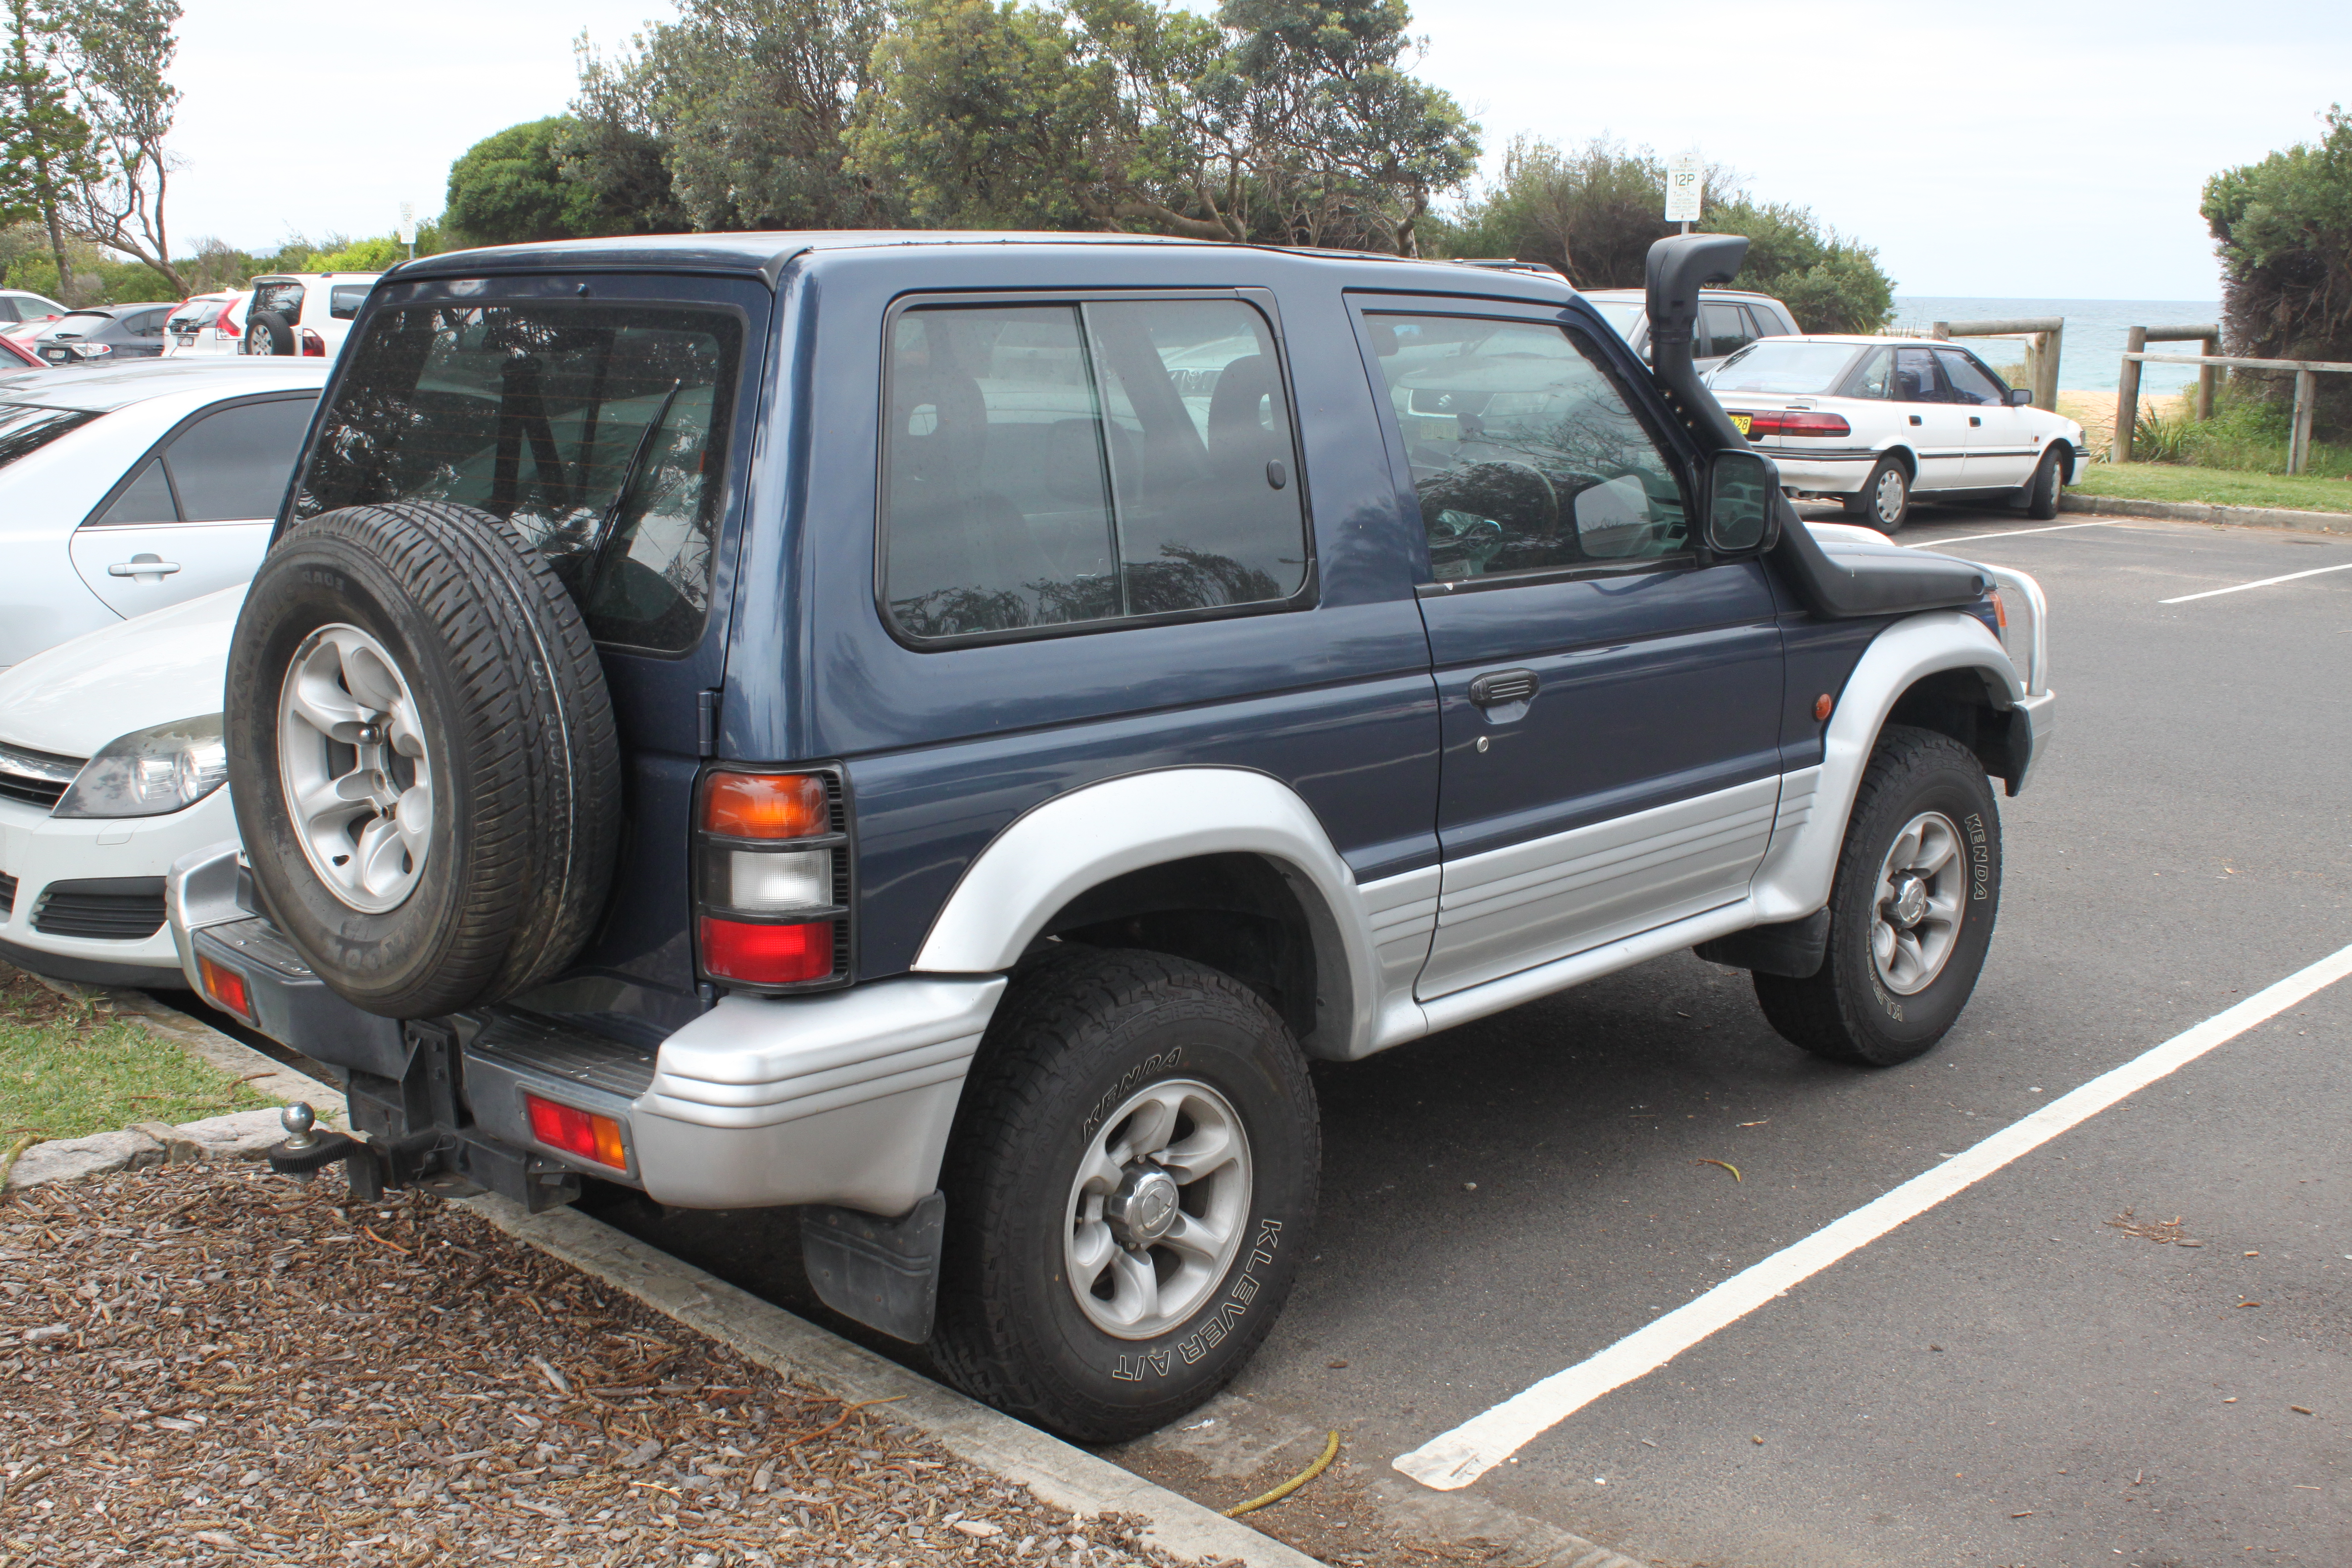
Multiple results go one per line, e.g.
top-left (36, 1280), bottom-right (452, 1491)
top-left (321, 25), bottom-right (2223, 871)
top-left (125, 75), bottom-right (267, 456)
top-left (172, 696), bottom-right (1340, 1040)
top-left (596, 501), bottom-right (2352, 1568)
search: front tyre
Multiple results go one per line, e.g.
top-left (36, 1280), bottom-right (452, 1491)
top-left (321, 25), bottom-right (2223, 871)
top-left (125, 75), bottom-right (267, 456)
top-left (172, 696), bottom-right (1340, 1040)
top-left (1754, 727), bottom-right (2001, 1067)
top-left (930, 948), bottom-right (1319, 1443)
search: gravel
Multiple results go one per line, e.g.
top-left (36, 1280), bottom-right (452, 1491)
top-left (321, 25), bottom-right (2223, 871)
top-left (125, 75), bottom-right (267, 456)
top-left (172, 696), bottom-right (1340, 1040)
top-left (0, 1162), bottom-right (1213, 1567)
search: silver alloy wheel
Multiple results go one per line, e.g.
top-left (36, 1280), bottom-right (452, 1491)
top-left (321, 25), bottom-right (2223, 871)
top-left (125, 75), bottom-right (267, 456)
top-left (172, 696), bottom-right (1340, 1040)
top-left (1062, 1077), bottom-right (1253, 1341)
top-left (276, 623), bottom-right (434, 914)
top-left (1873, 464), bottom-right (1907, 527)
top-left (1869, 810), bottom-right (1963, 995)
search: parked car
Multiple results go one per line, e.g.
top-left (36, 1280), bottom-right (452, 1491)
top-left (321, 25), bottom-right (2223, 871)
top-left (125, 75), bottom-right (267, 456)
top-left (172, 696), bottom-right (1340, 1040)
top-left (1584, 287), bottom-right (1798, 371)
top-left (240, 272), bottom-right (382, 358)
top-left (0, 358), bottom-right (328, 670)
top-left (164, 290), bottom-right (253, 358)
top-left (0, 586), bottom-right (239, 987)
top-left (0, 290), bottom-right (71, 341)
top-left (1707, 335), bottom-right (2091, 532)
top-left (30, 303), bottom-right (181, 367)
top-left (0, 333), bottom-right (44, 371)
top-left (170, 230), bottom-right (2052, 1445)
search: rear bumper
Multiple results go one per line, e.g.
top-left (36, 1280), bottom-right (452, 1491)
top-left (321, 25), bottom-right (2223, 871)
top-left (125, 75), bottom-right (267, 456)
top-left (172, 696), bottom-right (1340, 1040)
top-left (1762, 450), bottom-right (1879, 494)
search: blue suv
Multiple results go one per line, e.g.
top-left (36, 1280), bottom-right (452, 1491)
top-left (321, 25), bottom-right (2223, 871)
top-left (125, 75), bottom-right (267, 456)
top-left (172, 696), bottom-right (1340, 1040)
top-left (168, 231), bottom-right (2052, 1442)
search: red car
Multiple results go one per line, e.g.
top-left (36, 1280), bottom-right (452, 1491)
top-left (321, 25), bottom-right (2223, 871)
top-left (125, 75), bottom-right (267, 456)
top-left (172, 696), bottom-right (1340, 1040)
top-left (0, 332), bottom-right (43, 370)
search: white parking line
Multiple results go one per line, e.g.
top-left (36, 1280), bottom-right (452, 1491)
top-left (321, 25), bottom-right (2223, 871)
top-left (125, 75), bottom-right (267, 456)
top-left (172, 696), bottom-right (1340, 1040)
top-left (2159, 561), bottom-right (2352, 604)
top-left (1901, 520), bottom-right (2117, 548)
top-left (1391, 940), bottom-right (2352, 1493)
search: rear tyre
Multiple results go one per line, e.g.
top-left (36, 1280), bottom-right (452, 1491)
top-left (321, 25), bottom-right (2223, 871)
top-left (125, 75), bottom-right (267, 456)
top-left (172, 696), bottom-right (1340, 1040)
top-left (2021, 448), bottom-right (2064, 520)
top-left (225, 501), bottom-right (620, 1018)
top-left (929, 947), bottom-right (1319, 1443)
top-left (244, 311), bottom-right (294, 356)
top-left (1753, 727), bottom-right (2000, 1067)
top-left (1842, 455), bottom-right (1911, 534)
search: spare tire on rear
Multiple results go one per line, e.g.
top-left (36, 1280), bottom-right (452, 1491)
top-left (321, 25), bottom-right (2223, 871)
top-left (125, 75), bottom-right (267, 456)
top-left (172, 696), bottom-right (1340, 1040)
top-left (225, 501), bottom-right (621, 1019)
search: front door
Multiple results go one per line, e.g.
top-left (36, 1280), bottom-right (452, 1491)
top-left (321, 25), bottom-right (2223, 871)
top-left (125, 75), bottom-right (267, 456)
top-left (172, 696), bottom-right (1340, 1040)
top-left (1892, 347), bottom-right (1969, 491)
top-left (1357, 303), bottom-right (1786, 999)
top-left (1936, 347), bottom-right (2036, 488)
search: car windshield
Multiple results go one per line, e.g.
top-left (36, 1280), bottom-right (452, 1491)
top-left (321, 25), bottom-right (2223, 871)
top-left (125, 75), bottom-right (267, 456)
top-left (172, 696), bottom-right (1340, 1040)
top-left (1709, 341), bottom-right (1865, 394)
top-left (0, 403), bottom-right (102, 469)
top-left (297, 301), bottom-right (742, 654)
top-left (1585, 299), bottom-right (1644, 338)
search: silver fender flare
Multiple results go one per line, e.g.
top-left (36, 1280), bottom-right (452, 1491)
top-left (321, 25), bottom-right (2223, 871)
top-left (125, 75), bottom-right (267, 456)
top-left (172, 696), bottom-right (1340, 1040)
top-left (1750, 610), bottom-right (2022, 923)
top-left (911, 767), bottom-right (1385, 1059)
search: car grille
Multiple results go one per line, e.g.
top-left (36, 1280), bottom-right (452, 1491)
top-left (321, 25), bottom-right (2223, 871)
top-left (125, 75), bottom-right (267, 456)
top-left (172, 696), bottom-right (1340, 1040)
top-left (31, 877), bottom-right (167, 940)
top-left (0, 741), bottom-right (84, 811)
top-left (0, 871), bottom-right (15, 919)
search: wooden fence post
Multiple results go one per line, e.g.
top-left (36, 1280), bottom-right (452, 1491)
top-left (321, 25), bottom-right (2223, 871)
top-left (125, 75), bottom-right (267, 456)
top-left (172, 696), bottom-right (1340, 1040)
top-left (2289, 369), bottom-right (2316, 475)
top-left (2034, 324), bottom-right (2062, 411)
top-left (2113, 326), bottom-right (2147, 464)
top-left (1931, 322), bottom-right (1950, 341)
top-left (2196, 336), bottom-right (2219, 422)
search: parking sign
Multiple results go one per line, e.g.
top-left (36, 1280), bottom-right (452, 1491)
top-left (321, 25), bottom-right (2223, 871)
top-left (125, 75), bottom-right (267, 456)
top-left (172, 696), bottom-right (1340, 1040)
top-left (1665, 157), bottom-right (1702, 223)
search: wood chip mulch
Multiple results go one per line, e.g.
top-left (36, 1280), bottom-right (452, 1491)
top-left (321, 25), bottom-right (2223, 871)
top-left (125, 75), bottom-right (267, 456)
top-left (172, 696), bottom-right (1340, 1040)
top-left (0, 1163), bottom-right (1207, 1568)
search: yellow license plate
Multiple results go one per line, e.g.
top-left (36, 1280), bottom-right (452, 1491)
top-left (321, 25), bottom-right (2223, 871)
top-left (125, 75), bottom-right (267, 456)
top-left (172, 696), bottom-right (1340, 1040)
top-left (1729, 413), bottom-right (1752, 436)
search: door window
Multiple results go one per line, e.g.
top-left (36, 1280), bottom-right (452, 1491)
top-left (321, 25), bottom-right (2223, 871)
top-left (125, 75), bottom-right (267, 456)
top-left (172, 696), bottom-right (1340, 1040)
top-left (97, 458), bottom-right (178, 524)
top-left (165, 398), bottom-right (314, 520)
top-left (1740, 304), bottom-right (1781, 341)
top-left (881, 297), bottom-right (1308, 641)
top-left (1842, 347), bottom-right (1895, 399)
top-left (1893, 348), bottom-right (1945, 402)
top-left (1365, 314), bottom-right (1690, 583)
top-left (329, 285), bottom-right (370, 319)
top-left (1700, 302), bottom-right (1756, 359)
top-left (1935, 349), bottom-right (2006, 406)
top-left (0, 299), bottom-right (17, 323)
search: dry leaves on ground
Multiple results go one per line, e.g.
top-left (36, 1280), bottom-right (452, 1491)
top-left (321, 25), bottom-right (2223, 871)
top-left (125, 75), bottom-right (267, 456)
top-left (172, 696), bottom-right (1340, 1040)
top-left (0, 1162), bottom-right (1197, 1568)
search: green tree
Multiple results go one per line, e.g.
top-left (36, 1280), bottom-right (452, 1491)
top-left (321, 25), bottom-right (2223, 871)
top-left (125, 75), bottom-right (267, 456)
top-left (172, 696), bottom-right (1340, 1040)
top-left (0, 0), bottom-right (95, 295)
top-left (445, 117), bottom-right (603, 246)
top-left (49, 0), bottom-right (184, 293)
top-left (2203, 106), bottom-right (2352, 434)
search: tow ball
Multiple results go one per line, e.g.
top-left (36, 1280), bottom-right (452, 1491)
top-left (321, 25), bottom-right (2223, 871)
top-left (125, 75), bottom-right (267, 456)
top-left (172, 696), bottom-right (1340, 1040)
top-left (264, 1102), bottom-right (441, 1200)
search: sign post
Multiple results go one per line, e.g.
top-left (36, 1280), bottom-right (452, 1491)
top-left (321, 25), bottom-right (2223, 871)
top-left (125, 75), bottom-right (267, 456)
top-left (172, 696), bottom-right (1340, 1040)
top-left (1665, 155), bottom-right (1702, 233)
top-left (397, 202), bottom-right (417, 262)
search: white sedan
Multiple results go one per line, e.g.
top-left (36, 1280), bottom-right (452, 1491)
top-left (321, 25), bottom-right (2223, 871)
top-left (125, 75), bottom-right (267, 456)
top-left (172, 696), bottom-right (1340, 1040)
top-left (0, 585), bottom-right (240, 987)
top-left (0, 358), bottom-right (326, 671)
top-left (1705, 335), bottom-right (2089, 532)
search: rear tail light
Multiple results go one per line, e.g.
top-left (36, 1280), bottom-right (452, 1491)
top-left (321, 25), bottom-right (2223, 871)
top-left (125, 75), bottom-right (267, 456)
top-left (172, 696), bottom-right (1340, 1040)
top-left (524, 1093), bottom-right (628, 1170)
top-left (1742, 411), bottom-right (1853, 438)
top-left (212, 301), bottom-right (237, 336)
top-left (298, 329), bottom-right (325, 356)
top-left (693, 767), bottom-right (851, 992)
top-left (196, 954), bottom-right (255, 1024)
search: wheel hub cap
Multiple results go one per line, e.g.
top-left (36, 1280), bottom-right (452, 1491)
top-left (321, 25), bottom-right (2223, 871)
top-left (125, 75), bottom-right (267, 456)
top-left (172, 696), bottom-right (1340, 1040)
top-left (1062, 1077), bottom-right (1254, 1341)
top-left (276, 624), bottom-right (434, 915)
top-left (1868, 811), bottom-right (1964, 995)
top-left (1884, 873), bottom-right (1930, 930)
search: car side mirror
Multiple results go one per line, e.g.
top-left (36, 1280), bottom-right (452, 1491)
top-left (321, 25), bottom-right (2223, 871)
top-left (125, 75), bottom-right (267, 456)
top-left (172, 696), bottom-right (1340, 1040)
top-left (1705, 449), bottom-right (1780, 554)
top-left (2008, 387), bottom-right (2034, 407)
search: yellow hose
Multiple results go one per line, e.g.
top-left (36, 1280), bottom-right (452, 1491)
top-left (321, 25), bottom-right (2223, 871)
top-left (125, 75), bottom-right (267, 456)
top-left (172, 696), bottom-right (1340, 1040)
top-left (1224, 1429), bottom-right (1340, 1518)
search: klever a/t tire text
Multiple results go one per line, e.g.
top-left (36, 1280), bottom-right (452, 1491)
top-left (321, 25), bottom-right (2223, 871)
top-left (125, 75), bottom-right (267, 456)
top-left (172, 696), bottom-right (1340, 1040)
top-left (224, 501), bottom-right (620, 1019)
top-left (929, 947), bottom-right (1319, 1443)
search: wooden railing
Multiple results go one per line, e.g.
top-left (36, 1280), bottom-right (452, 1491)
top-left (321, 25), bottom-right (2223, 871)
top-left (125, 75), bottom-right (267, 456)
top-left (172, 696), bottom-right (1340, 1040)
top-left (2111, 325), bottom-right (2220, 464)
top-left (2116, 350), bottom-right (2352, 472)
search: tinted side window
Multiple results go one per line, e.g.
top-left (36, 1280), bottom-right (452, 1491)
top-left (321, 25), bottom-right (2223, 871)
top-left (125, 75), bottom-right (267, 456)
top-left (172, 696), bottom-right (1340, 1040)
top-left (1741, 304), bottom-right (1782, 340)
top-left (163, 398), bottom-right (314, 521)
top-left (1367, 314), bottom-right (1690, 583)
top-left (1936, 350), bottom-right (2005, 406)
top-left (330, 285), bottom-right (369, 320)
top-left (882, 298), bottom-right (1308, 641)
top-left (0, 299), bottom-right (18, 323)
top-left (1700, 302), bottom-right (1755, 359)
top-left (1893, 348), bottom-right (1944, 402)
top-left (97, 458), bottom-right (179, 524)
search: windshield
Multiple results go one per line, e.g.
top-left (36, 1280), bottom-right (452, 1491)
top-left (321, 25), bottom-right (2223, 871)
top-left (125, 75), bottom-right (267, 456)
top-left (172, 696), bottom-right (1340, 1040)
top-left (0, 403), bottom-right (101, 469)
top-left (1585, 299), bottom-right (1644, 339)
top-left (297, 301), bottom-right (742, 654)
top-left (1709, 341), bottom-right (1866, 395)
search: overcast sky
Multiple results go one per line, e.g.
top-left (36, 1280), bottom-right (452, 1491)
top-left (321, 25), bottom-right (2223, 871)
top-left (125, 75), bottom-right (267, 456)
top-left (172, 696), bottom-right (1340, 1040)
top-left (167, 0), bottom-right (2348, 301)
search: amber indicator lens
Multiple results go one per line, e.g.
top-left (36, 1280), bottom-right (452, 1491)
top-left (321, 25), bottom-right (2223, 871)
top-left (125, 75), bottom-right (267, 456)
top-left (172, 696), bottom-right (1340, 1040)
top-left (703, 772), bottom-right (827, 839)
top-left (1988, 589), bottom-right (2009, 630)
top-left (524, 1094), bottom-right (628, 1170)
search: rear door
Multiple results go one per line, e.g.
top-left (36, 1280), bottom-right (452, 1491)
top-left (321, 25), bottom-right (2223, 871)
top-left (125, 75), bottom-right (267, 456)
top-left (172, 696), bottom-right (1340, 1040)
top-left (1892, 347), bottom-right (1968, 490)
top-left (70, 395), bottom-right (313, 617)
top-left (1356, 299), bottom-right (1785, 998)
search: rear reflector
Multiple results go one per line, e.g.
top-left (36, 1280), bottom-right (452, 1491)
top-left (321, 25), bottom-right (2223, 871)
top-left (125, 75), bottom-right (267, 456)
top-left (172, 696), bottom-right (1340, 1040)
top-left (1742, 410), bottom-right (1853, 438)
top-left (524, 1094), bottom-right (628, 1170)
top-left (699, 916), bottom-right (835, 984)
top-left (703, 772), bottom-right (828, 839)
top-left (196, 954), bottom-right (254, 1024)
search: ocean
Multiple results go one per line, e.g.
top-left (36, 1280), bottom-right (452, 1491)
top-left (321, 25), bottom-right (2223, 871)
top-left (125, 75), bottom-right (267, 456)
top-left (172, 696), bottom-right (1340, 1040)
top-left (1888, 297), bottom-right (2224, 395)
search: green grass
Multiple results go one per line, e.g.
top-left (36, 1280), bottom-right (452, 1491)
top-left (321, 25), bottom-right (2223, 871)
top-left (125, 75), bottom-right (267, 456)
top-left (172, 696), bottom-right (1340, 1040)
top-left (2074, 463), bottom-right (2352, 516)
top-left (1, 964), bottom-right (275, 1145)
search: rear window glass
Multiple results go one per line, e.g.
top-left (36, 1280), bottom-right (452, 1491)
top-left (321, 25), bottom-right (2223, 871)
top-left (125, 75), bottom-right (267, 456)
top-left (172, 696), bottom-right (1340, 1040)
top-left (297, 302), bottom-right (742, 654)
top-left (1709, 341), bottom-right (1867, 395)
top-left (252, 282), bottom-right (305, 319)
top-left (0, 404), bottom-right (100, 470)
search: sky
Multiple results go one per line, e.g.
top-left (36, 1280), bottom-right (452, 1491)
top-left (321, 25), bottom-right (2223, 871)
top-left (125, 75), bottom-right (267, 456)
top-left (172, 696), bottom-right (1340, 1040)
top-left (164, 0), bottom-right (2351, 302)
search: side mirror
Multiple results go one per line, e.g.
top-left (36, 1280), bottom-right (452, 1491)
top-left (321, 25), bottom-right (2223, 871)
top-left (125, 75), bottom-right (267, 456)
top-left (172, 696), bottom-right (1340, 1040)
top-left (1705, 449), bottom-right (1780, 554)
top-left (2008, 387), bottom-right (2035, 407)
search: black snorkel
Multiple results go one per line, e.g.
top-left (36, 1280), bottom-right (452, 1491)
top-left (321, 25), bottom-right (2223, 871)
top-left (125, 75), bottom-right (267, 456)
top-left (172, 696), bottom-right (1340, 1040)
top-left (1644, 233), bottom-right (1988, 619)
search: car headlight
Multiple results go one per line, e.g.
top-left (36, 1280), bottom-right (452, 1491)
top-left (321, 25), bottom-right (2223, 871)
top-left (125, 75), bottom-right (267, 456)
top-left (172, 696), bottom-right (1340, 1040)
top-left (52, 714), bottom-right (228, 818)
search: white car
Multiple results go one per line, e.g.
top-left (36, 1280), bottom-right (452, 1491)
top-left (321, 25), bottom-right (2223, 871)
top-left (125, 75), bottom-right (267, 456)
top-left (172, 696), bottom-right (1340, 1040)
top-left (240, 272), bottom-right (382, 359)
top-left (0, 585), bottom-right (240, 986)
top-left (1707, 335), bottom-right (2091, 532)
top-left (164, 290), bottom-right (253, 357)
top-left (0, 358), bottom-right (327, 671)
top-left (1584, 287), bottom-right (1799, 372)
top-left (0, 289), bottom-right (71, 343)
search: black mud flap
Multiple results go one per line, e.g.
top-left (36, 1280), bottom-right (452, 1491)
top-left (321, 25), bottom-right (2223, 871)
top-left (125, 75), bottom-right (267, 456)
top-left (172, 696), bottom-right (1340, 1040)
top-left (801, 1193), bottom-right (946, 1344)
top-left (1695, 909), bottom-right (1832, 979)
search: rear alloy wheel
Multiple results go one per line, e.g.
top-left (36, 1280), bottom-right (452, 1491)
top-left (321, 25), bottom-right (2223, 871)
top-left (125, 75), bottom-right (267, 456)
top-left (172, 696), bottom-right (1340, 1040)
top-left (930, 948), bottom-right (1318, 1443)
top-left (2021, 448), bottom-right (2064, 520)
top-left (1844, 455), bottom-right (1911, 534)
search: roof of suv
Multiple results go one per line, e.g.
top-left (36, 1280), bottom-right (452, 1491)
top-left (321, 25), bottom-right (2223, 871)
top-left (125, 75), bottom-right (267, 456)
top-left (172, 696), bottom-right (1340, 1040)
top-left (1581, 287), bottom-right (1784, 306)
top-left (0, 357), bottom-right (331, 411)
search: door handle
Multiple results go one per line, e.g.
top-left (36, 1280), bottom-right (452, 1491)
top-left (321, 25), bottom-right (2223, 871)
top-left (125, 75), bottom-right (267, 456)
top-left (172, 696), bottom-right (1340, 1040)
top-left (1969, 416), bottom-right (1983, 427)
top-left (1469, 668), bottom-right (1539, 707)
top-left (107, 554), bottom-right (181, 579)
top-left (1907, 415), bottom-right (1923, 427)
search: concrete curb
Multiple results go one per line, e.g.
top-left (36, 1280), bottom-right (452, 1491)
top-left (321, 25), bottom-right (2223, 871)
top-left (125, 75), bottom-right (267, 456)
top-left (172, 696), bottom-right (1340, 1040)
top-left (2062, 491), bottom-right (2352, 534)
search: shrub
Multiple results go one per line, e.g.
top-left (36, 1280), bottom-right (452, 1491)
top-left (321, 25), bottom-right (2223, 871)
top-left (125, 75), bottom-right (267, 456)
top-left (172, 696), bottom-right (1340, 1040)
top-left (2203, 106), bottom-right (2352, 439)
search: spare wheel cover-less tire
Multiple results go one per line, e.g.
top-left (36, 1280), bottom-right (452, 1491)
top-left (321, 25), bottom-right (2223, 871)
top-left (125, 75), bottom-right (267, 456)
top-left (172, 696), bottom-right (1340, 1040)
top-left (225, 501), bottom-right (620, 1018)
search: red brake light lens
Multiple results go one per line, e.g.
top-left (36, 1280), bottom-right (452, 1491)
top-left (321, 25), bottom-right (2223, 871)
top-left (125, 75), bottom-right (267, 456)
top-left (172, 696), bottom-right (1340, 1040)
top-left (196, 955), bottom-right (254, 1024)
top-left (1742, 411), bottom-right (1853, 438)
top-left (524, 1094), bottom-right (628, 1169)
top-left (704, 772), bottom-right (828, 839)
top-left (298, 328), bottom-right (326, 356)
top-left (699, 916), bottom-right (836, 984)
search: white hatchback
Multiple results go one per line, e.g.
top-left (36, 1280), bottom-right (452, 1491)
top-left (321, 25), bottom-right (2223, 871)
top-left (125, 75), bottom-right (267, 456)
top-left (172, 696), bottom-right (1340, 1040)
top-left (0, 358), bottom-right (327, 671)
top-left (164, 290), bottom-right (254, 357)
top-left (1706, 335), bottom-right (2090, 532)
